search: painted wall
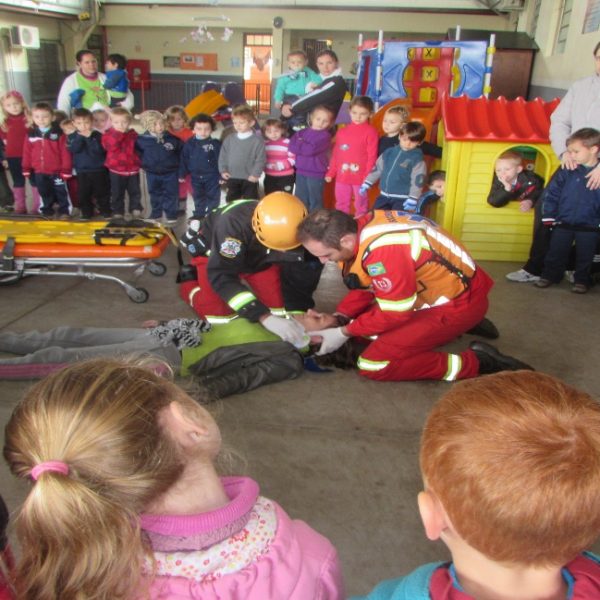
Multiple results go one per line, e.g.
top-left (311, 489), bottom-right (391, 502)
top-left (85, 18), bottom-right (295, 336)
top-left (518, 0), bottom-right (599, 99)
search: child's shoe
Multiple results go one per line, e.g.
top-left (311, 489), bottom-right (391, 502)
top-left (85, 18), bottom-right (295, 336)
top-left (534, 278), bottom-right (553, 288)
top-left (505, 269), bottom-right (540, 283)
top-left (571, 283), bottom-right (589, 294)
top-left (12, 187), bottom-right (27, 214)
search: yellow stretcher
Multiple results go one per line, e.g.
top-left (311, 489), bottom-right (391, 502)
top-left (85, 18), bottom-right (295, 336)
top-left (0, 218), bottom-right (173, 303)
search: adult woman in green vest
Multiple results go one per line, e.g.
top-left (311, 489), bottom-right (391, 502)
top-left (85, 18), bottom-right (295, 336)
top-left (57, 50), bottom-right (134, 115)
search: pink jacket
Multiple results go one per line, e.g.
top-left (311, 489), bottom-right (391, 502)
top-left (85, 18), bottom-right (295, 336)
top-left (140, 477), bottom-right (344, 599)
top-left (326, 122), bottom-right (378, 185)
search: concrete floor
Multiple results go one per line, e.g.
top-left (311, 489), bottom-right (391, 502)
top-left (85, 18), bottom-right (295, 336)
top-left (1, 226), bottom-right (600, 597)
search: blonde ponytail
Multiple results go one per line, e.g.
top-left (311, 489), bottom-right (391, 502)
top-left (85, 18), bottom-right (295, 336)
top-left (4, 359), bottom-right (188, 600)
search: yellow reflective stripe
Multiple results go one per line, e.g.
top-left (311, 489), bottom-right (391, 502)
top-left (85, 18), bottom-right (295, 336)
top-left (376, 293), bottom-right (416, 312)
top-left (443, 354), bottom-right (462, 381)
top-left (368, 233), bottom-right (412, 250)
top-left (228, 291), bottom-right (256, 310)
top-left (409, 229), bottom-right (429, 261)
top-left (188, 286), bottom-right (201, 305)
top-left (206, 314), bottom-right (238, 324)
top-left (270, 307), bottom-right (287, 316)
top-left (357, 357), bottom-right (389, 371)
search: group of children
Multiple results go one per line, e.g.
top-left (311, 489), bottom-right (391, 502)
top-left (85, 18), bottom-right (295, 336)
top-left (3, 359), bottom-right (600, 599)
top-left (488, 127), bottom-right (600, 294)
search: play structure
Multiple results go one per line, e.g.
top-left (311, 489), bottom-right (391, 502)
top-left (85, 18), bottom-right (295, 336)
top-left (0, 218), bottom-right (173, 302)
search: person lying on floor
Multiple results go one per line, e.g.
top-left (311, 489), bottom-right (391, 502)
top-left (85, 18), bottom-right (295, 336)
top-left (0, 312), bottom-right (335, 398)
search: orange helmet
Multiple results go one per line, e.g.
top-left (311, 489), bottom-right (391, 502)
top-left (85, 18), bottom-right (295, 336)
top-left (252, 192), bottom-right (308, 251)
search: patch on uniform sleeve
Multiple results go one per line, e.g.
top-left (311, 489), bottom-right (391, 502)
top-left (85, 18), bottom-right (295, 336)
top-left (219, 237), bottom-right (242, 258)
top-left (372, 277), bottom-right (393, 292)
top-left (367, 262), bottom-right (387, 276)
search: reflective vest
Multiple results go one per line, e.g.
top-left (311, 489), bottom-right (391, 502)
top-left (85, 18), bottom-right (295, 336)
top-left (341, 211), bottom-right (477, 309)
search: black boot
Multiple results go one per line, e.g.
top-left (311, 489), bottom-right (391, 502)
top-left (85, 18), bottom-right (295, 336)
top-left (466, 317), bottom-right (499, 339)
top-left (470, 341), bottom-right (534, 375)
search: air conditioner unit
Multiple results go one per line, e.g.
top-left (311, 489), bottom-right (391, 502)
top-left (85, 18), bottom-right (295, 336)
top-left (10, 25), bottom-right (40, 49)
top-left (495, 0), bottom-right (526, 11)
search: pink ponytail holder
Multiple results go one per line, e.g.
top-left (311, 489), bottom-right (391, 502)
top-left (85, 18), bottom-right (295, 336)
top-left (31, 460), bottom-right (70, 481)
top-left (7, 90), bottom-right (24, 101)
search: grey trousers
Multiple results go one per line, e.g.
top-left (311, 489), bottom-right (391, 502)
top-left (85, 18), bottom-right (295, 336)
top-left (0, 327), bottom-right (181, 367)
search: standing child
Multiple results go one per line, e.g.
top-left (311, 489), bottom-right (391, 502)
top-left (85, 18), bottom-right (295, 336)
top-left (179, 113), bottom-right (221, 218)
top-left (325, 95), bottom-right (378, 216)
top-left (103, 53), bottom-right (130, 108)
top-left (536, 128), bottom-right (600, 293)
top-left (4, 359), bottom-right (344, 600)
top-left (377, 105), bottom-right (409, 156)
top-left (218, 104), bottom-right (266, 202)
top-left (0, 139), bottom-right (14, 211)
top-left (65, 108), bottom-right (111, 219)
top-left (0, 91), bottom-right (40, 214)
top-left (22, 102), bottom-right (72, 219)
top-left (262, 118), bottom-right (295, 195)
top-left (353, 371), bottom-right (600, 600)
top-left (288, 105), bottom-right (334, 211)
top-left (101, 107), bottom-right (142, 219)
top-left (360, 121), bottom-right (427, 211)
top-left (166, 105), bottom-right (194, 214)
top-left (487, 150), bottom-right (546, 283)
top-left (135, 110), bottom-right (182, 223)
top-left (92, 108), bottom-right (110, 133)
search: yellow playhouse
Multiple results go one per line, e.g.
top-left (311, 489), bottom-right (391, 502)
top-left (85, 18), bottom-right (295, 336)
top-left (431, 95), bottom-right (561, 262)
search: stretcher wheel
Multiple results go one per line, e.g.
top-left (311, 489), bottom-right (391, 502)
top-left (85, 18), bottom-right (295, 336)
top-left (128, 287), bottom-right (149, 303)
top-left (0, 272), bottom-right (23, 286)
top-left (148, 261), bottom-right (167, 276)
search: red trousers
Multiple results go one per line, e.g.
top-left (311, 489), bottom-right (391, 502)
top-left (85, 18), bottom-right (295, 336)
top-left (179, 256), bottom-right (284, 320)
top-left (357, 270), bottom-right (492, 382)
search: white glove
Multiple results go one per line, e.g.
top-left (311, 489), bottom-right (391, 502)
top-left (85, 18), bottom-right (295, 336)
top-left (308, 327), bottom-right (349, 355)
top-left (262, 315), bottom-right (308, 348)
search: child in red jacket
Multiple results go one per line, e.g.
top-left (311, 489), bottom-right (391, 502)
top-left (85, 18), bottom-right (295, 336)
top-left (22, 102), bottom-right (72, 218)
top-left (325, 95), bottom-right (378, 216)
top-left (101, 107), bottom-right (142, 218)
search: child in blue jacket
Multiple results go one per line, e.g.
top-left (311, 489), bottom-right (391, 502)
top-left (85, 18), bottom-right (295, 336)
top-left (179, 113), bottom-right (221, 218)
top-left (135, 110), bottom-right (182, 223)
top-left (353, 371), bottom-right (600, 600)
top-left (103, 53), bottom-right (130, 108)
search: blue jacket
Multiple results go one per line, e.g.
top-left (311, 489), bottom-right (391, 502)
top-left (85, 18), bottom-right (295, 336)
top-left (179, 136), bottom-right (221, 180)
top-left (66, 131), bottom-right (106, 173)
top-left (135, 131), bottom-right (182, 174)
top-left (542, 163), bottom-right (600, 229)
top-left (103, 68), bottom-right (129, 94)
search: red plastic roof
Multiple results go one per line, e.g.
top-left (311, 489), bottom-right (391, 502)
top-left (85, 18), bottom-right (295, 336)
top-left (442, 95), bottom-right (560, 143)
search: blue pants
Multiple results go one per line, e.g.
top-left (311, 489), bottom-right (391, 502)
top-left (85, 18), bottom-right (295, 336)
top-left (146, 170), bottom-right (179, 219)
top-left (295, 174), bottom-right (324, 212)
top-left (542, 227), bottom-right (600, 286)
top-left (34, 173), bottom-right (71, 216)
top-left (191, 174), bottom-right (221, 218)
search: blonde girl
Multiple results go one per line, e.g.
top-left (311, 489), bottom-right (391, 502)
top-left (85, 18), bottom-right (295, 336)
top-left (165, 105), bottom-right (193, 214)
top-left (0, 91), bottom-right (40, 213)
top-left (4, 359), bottom-right (343, 600)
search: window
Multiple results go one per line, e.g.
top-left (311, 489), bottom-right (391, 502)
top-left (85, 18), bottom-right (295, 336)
top-left (28, 41), bottom-right (63, 102)
top-left (555, 0), bottom-right (573, 54)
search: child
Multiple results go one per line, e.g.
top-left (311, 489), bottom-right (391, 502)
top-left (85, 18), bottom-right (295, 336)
top-left (103, 53), bottom-right (129, 108)
top-left (0, 90), bottom-right (39, 214)
top-left (4, 358), bottom-right (344, 599)
top-left (218, 104), bottom-right (266, 202)
top-left (487, 150), bottom-right (547, 283)
top-left (378, 104), bottom-right (409, 156)
top-left (262, 118), bottom-right (295, 195)
top-left (536, 127), bottom-right (600, 293)
top-left (353, 370), bottom-right (600, 600)
top-left (92, 108), bottom-right (110, 133)
top-left (400, 169), bottom-right (446, 215)
top-left (274, 50), bottom-right (321, 110)
top-left (325, 95), bottom-right (378, 216)
top-left (22, 102), bottom-right (72, 219)
top-left (65, 108), bottom-right (111, 219)
top-left (361, 121), bottom-right (427, 211)
top-left (135, 110), bottom-right (183, 223)
top-left (0, 139), bottom-right (14, 211)
top-left (179, 113), bottom-right (221, 218)
top-left (288, 105), bottom-right (334, 211)
top-left (101, 107), bottom-right (142, 219)
top-left (165, 105), bottom-right (194, 214)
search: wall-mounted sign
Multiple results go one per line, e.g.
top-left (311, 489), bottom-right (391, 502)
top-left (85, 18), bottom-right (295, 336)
top-left (180, 53), bottom-right (218, 71)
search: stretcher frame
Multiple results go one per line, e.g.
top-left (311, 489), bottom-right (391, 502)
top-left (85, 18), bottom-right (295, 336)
top-left (0, 235), bottom-right (170, 303)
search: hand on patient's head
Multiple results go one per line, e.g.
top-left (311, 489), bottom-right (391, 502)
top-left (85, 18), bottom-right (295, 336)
top-left (293, 309), bottom-right (337, 344)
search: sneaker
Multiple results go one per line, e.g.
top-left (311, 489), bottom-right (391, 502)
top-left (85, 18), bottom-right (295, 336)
top-left (505, 269), bottom-right (540, 283)
top-left (113, 213), bottom-right (124, 219)
top-left (131, 209), bottom-right (142, 218)
top-left (466, 317), bottom-right (500, 340)
top-left (165, 218), bottom-right (178, 225)
top-left (571, 283), bottom-right (589, 294)
top-left (470, 341), bottom-right (534, 375)
top-left (565, 270), bottom-right (575, 284)
top-left (534, 278), bottom-right (553, 288)
top-left (58, 213), bottom-right (70, 221)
